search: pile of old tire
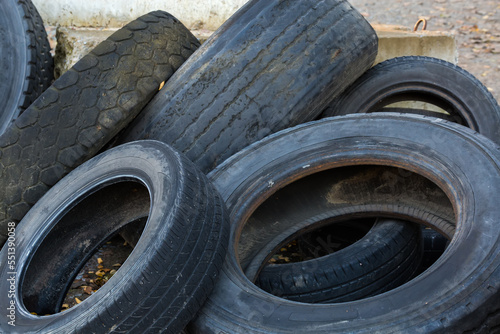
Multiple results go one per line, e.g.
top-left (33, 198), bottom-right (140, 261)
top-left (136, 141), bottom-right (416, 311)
top-left (1, 0), bottom-right (500, 333)
top-left (0, 0), bottom-right (384, 333)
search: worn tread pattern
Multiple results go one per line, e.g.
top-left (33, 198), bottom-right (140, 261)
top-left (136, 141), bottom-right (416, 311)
top-left (0, 10), bottom-right (200, 246)
top-left (0, 141), bottom-right (229, 333)
top-left (256, 219), bottom-right (423, 303)
top-left (0, 0), bottom-right (54, 134)
top-left (117, 0), bottom-right (378, 174)
top-left (18, 0), bottom-right (54, 110)
top-left (78, 151), bottom-right (230, 334)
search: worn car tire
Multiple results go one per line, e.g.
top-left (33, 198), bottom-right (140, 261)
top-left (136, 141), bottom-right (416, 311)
top-left (117, 0), bottom-right (378, 173)
top-left (0, 0), bottom-right (54, 134)
top-left (188, 114), bottom-right (500, 333)
top-left (321, 56), bottom-right (500, 143)
top-left (320, 55), bottom-right (498, 275)
top-left (255, 217), bottom-right (424, 303)
top-left (0, 11), bottom-right (200, 247)
top-left (0, 140), bottom-right (229, 334)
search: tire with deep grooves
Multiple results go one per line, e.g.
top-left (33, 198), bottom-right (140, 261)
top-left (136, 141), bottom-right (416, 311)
top-left (0, 140), bottom-right (229, 334)
top-left (320, 56), bottom-right (500, 143)
top-left (189, 114), bottom-right (500, 333)
top-left (0, 0), bottom-right (54, 134)
top-left (255, 218), bottom-right (424, 304)
top-left (117, 0), bottom-right (378, 173)
top-left (0, 11), bottom-right (201, 247)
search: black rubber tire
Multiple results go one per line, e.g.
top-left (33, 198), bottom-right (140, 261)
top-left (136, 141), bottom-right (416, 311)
top-left (0, 11), bottom-right (200, 247)
top-left (418, 227), bottom-right (449, 272)
top-left (255, 217), bottom-right (424, 304)
top-left (189, 113), bottom-right (500, 333)
top-left (320, 55), bottom-right (497, 282)
top-left (235, 163), bottom-right (450, 305)
top-left (116, 0), bottom-right (378, 173)
top-left (0, 140), bottom-right (229, 333)
top-left (320, 56), bottom-right (500, 143)
top-left (0, 0), bottom-right (54, 134)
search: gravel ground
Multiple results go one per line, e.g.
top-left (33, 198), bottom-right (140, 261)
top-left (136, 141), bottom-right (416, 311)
top-left (350, 0), bottom-right (500, 102)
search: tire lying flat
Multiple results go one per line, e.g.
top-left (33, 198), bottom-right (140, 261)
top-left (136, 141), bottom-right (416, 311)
top-left (189, 114), bottom-right (500, 333)
top-left (0, 11), bottom-right (200, 247)
top-left (117, 0), bottom-right (378, 174)
top-left (0, 140), bottom-right (229, 334)
top-left (0, 0), bottom-right (54, 133)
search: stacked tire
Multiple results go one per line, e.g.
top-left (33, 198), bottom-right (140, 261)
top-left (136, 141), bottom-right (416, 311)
top-left (1, 0), bottom-right (500, 333)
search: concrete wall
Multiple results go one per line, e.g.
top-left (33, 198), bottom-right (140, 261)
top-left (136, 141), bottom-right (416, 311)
top-left (32, 0), bottom-right (248, 30)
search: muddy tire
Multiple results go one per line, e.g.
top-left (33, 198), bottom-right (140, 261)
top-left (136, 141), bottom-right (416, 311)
top-left (189, 114), bottom-right (500, 333)
top-left (321, 56), bottom-right (500, 143)
top-left (0, 0), bottom-right (54, 134)
top-left (0, 11), bottom-right (200, 247)
top-left (117, 0), bottom-right (378, 173)
top-left (0, 140), bottom-right (229, 333)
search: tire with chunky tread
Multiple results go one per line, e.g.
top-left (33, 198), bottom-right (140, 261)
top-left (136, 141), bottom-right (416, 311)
top-left (0, 11), bottom-right (200, 246)
top-left (190, 113), bottom-right (500, 333)
top-left (117, 0), bottom-right (378, 173)
top-left (0, 140), bottom-right (229, 334)
top-left (0, 0), bottom-right (54, 134)
top-left (321, 56), bottom-right (500, 143)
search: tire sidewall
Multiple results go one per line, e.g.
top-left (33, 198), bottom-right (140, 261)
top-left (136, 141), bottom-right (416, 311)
top-left (195, 114), bottom-right (500, 333)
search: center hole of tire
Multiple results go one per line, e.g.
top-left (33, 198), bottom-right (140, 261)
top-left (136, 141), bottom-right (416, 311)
top-left (20, 181), bottom-right (149, 315)
top-left (238, 165), bottom-right (454, 303)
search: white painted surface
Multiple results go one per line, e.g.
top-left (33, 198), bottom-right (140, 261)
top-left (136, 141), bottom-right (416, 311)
top-left (32, 0), bottom-right (248, 30)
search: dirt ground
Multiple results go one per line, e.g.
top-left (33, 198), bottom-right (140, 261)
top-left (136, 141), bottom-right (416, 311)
top-left (350, 0), bottom-right (500, 102)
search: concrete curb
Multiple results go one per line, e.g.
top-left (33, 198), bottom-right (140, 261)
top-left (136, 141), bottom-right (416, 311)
top-left (54, 24), bottom-right (457, 78)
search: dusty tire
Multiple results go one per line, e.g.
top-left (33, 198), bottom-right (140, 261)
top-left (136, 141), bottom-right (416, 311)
top-left (0, 11), bottom-right (200, 246)
top-left (0, 140), bottom-right (229, 333)
top-left (321, 56), bottom-right (500, 143)
top-left (117, 0), bottom-right (378, 173)
top-left (255, 217), bottom-right (424, 303)
top-left (0, 0), bottom-right (54, 133)
top-left (189, 114), bottom-right (500, 333)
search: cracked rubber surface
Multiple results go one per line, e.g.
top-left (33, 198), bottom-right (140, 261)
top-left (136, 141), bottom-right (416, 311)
top-left (0, 0), bottom-right (54, 134)
top-left (0, 10), bottom-right (200, 247)
top-left (117, 0), bottom-right (378, 174)
top-left (0, 140), bottom-right (229, 333)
